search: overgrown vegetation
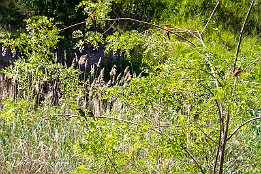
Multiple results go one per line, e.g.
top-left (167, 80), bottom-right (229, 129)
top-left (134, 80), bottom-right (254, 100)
top-left (0, 0), bottom-right (260, 173)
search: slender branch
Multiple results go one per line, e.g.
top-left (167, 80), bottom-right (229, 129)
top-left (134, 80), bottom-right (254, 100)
top-left (59, 17), bottom-right (197, 46)
top-left (213, 96), bottom-right (223, 174)
top-left (44, 114), bottom-right (79, 120)
top-left (106, 17), bottom-right (159, 28)
top-left (104, 18), bottom-right (197, 46)
top-left (200, 68), bottom-right (222, 86)
top-left (195, 31), bottom-right (205, 47)
top-left (218, 8), bottom-right (257, 167)
top-left (197, 127), bottom-right (216, 143)
top-left (51, 113), bottom-right (162, 134)
top-left (107, 154), bottom-right (120, 174)
top-left (59, 21), bottom-right (87, 31)
top-left (218, 111), bottom-right (230, 174)
top-left (200, 84), bottom-right (224, 139)
top-left (226, 116), bottom-right (261, 141)
top-left (201, 0), bottom-right (221, 35)
top-left (243, 58), bottom-right (260, 71)
top-left (205, 54), bottom-right (220, 88)
top-left (233, 0), bottom-right (255, 72)
top-left (183, 147), bottom-right (205, 173)
top-left (216, 101), bottom-right (224, 140)
top-left (96, 115), bottom-right (163, 134)
top-left (214, 130), bottom-right (221, 174)
top-left (52, 114), bottom-right (78, 116)
top-left (102, 21), bottom-right (116, 35)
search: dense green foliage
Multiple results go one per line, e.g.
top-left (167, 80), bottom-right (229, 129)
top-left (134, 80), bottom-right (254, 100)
top-left (0, 0), bottom-right (260, 173)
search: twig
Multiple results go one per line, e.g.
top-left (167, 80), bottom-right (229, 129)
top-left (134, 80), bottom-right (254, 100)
top-left (105, 18), bottom-right (197, 46)
top-left (205, 54), bottom-right (221, 88)
top-left (50, 113), bottom-right (162, 134)
top-left (102, 21), bottom-right (116, 35)
top-left (233, 0), bottom-right (255, 72)
top-left (213, 130), bottom-right (221, 174)
top-left (226, 116), bottom-right (261, 141)
top-left (201, 0), bottom-right (221, 35)
top-left (96, 115), bottom-right (162, 134)
top-left (52, 114), bottom-right (78, 117)
top-left (243, 58), bottom-right (260, 71)
top-left (59, 21), bottom-right (87, 32)
top-left (197, 127), bottom-right (216, 143)
top-left (106, 154), bottom-right (120, 174)
top-left (58, 17), bottom-right (197, 46)
top-left (195, 31), bottom-right (206, 47)
top-left (183, 147), bottom-right (205, 173)
top-left (41, 114), bottom-right (79, 120)
top-left (200, 68), bottom-right (222, 86)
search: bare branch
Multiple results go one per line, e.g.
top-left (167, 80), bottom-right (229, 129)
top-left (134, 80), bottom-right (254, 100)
top-left (226, 116), bottom-right (261, 141)
top-left (96, 115), bottom-right (163, 134)
top-left (59, 17), bottom-right (197, 46)
top-left (201, 0), bottom-right (221, 35)
top-left (233, 0), bottom-right (255, 72)
top-left (214, 131), bottom-right (221, 174)
top-left (45, 114), bottom-right (79, 119)
top-left (197, 127), bottom-right (216, 143)
top-left (107, 154), bottom-right (120, 174)
top-left (52, 114), bottom-right (78, 116)
top-left (243, 58), bottom-right (260, 71)
top-left (183, 147), bottom-right (205, 173)
top-left (59, 21), bottom-right (86, 31)
top-left (51, 113), bottom-right (162, 134)
top-left (102, 21), bottom-right (116, 35)
top-left (204, 53), bottom-right (221, 88)
top-left (218, 112), bottom-right (231, 174)
top-left (104, 18), bottom-right (197, 46)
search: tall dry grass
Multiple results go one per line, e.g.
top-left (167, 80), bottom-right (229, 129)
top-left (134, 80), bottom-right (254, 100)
top-left (0, 53), bottom-right (133, 173)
